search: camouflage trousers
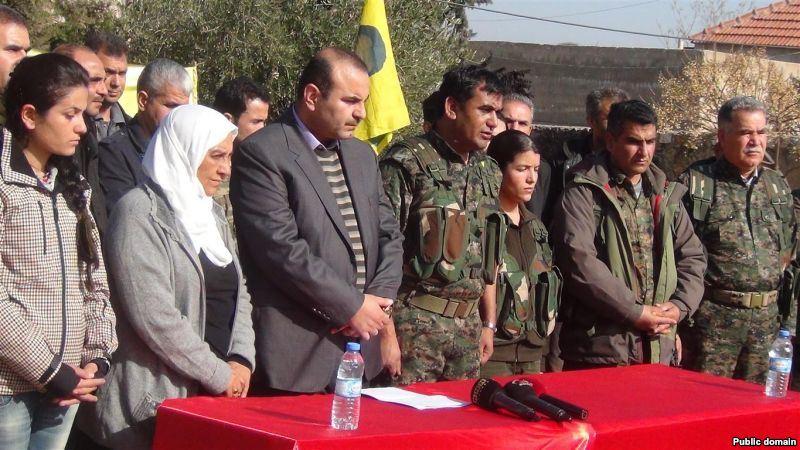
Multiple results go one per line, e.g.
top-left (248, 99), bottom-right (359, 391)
top-left (390, 303), bottom-right (482, 386)
top-left (685, 300), bottom-right (780, 383)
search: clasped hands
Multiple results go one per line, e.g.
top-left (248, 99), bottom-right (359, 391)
top-left (52, 363), bottom-right (105, 407)
top-left (634, 301), bottom-right (681, 335)
top-left (332, 294), bottom-right (393, 340)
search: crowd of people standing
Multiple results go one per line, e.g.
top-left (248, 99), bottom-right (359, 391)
top-left (0, 5), bottom-right (797, 450)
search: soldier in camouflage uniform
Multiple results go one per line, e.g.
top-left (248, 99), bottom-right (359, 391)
top-left (211, 77), bottom-right (271, 237)
top-left (379, 64), bottom-right (507, 384)
top-left (680, 96), bottom-right (797, 383)
top-left (482, 131), bottom-right (561, 377)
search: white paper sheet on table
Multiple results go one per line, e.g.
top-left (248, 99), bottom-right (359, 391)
top-left (361, 387), bottom-right (469, 410)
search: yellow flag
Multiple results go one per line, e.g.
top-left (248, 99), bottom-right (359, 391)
top-left (353, 0), bottom-right (410, 153)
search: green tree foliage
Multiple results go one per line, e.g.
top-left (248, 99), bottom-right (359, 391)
top-left (13, 0), bottom-right (485, 132)
top-left (8, 0), bottom-right (119, 49)
top-left (16, 0), bottom-right (486, 131)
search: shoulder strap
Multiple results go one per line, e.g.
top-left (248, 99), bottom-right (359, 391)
top-left (687, 167), bottom-right (715, 222)
top-left (403, 136), bottom-right (450, 187)
top-left (760, 169), bottom-right (793, 252)
top-left (761, 169), bottom-right (790, 204)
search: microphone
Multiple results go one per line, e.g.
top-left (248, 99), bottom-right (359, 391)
top-left (515, 377), bottom-right (589, 421)
top-left (504, 380), bottom-right (571, 422)
top-left (539, 394), bottom-right (589, 421)
top-left (471, 378), bottom-right (540, 421)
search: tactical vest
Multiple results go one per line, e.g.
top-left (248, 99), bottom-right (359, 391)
top-left (686, 165), bottom-right (794, 254)
top-left (495, 219), bottom-right (562, 346)
top-left (399, 137), bottom-right (503, 285)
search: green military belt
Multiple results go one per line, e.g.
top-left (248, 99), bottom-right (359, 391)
top-left (706, 288), bottom-right (778, 308)
top-left (407, 293), bottom-right (478, 319)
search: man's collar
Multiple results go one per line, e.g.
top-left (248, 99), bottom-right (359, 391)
top-left (608, 163), bottom-right (628, 186)
top-left (426, 129), bottom-right (477, 163)
top-left (292, 106), bottom-right (338, 153)
top-left (108, 102), bottom-right (127, 124)
top-left (94, 103), bottom-right (125, 124)
top-left (607, 162), bottom-right (653, 196)
top-left (714, 157), bottom-right (759, 184)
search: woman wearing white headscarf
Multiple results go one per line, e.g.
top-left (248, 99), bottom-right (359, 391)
top-left (77, 105), bottom-right (256, 450)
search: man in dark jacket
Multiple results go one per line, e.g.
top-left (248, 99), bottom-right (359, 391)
top-left (53, 44), bottom-right (110, 233)
top-left (98, 58), bottom-right (191, 213)
top-left (551, 100), bottom-right (706, 369)
top-left (539, 88), bottom-right (629, 228)
top-left (85, 30), bottom-right (132, 141)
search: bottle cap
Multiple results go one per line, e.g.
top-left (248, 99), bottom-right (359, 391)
top-left (778, 329), bottom-right (791, 338)
top-left (346, 342), bottom-right (361, 352)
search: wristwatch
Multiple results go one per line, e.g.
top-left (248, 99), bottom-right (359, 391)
top-left (482, 321), bottom-right (497, 333)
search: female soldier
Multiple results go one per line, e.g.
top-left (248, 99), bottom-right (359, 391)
top-left (483, 130), bottom-right (561, 376)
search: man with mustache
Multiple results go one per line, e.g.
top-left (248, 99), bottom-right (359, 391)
top-left (380, 64), bottom-right (506, 384)
top-left (551, 100), bottom-right (706, 370)
top-left (53, 44), bottom-right (110, 234)
top-left (680, 96), bottom-right (796, 383)
top-left (85, 30), bottom-right (131, 141)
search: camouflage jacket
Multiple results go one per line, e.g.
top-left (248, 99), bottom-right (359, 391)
top-left (380, 131), bottom-right (501, 301)
top-left (679, 157), bottom-right (796, 293)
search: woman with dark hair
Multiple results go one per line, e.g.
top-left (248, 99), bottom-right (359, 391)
top-left (482, 130), bottom-right (561, 376)
top-left (79, 105), bottom-right (255, 449)
top-left (0, 53), bottom-right (117, 449)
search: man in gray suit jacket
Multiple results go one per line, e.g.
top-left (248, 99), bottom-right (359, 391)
top-left (230, 48), bottom-right (404, 393)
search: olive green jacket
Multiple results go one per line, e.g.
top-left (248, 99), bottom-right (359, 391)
top-left (551, 153), bottom-right (706, 365)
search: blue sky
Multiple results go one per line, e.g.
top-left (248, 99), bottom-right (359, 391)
top-left (466, 0), bottom-right (777, 48)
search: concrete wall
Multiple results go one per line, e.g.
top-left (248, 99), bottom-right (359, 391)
top-left (470, 41), bottom-right (703, 127)
top-left (695, 42), bottom-right (800, 64)
top-left (699, 48), bottom-right (800, 78)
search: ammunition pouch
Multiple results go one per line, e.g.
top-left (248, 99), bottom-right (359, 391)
top-left (402, 136), bottom-right (501, 285)
top-left (482, 211), bottom-right (506, 283)
top-left (409, 201), bottom-right (471, 283)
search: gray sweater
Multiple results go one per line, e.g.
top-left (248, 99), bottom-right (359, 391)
top-left (78, 181), bottom-right (256, 450)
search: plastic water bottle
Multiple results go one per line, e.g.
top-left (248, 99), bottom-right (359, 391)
top-left (331, 342), bottom-right (364, 430)
top-left (765, 329), bottom-right (793, 398)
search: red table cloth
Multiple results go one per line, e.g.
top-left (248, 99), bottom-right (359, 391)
top-left (152, 365), bottom-right (800, 450)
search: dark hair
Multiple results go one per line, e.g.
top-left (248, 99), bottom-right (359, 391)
top-left (296, 47), bottom-right (368, 100)
top-left (4, 54), bottom-right (99, 269)
top-left (438, 62), bottom-right (506, 109)
top-left (606, 99), bottom-right (658, 137)
top-left (213, 76), bottom-right (271, 119)
top-left (422, 90), bottom-right (444, 125)
top-left (586, 87), bottom-right (629, 121)
top-left (84, 29), bottom-right (128, 57)
top-left (486, 129), bottom-right (538, 170)
top-left (0, 5), bottom-right (26, 27)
